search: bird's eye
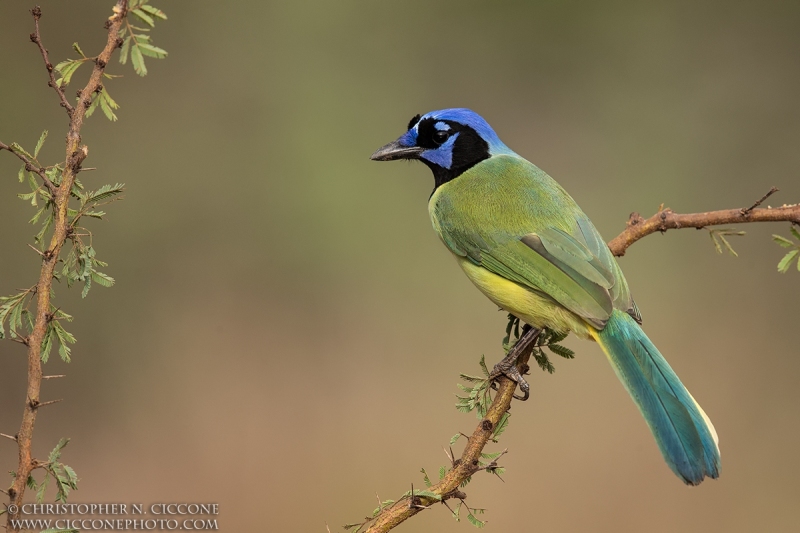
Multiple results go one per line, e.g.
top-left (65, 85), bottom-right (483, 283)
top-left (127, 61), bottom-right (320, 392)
top-left (433, 130), bottom-right (449, 144)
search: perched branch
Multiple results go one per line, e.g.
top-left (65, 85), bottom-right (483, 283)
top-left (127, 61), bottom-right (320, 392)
top-left (5, 2), bottom-right (130, 526)
top-left (363, 349), bottom-right (533, 533)
top-left (358, 187), bottom-right (800, 533)
top-left (608, 188), bottom-right (800, 256)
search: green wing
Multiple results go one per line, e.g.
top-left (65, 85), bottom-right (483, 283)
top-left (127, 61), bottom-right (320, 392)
top-left (430, 155), bottom-right (640, 329)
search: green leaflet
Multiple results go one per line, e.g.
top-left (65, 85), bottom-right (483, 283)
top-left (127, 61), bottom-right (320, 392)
top-left (120, 4), bottom-right (168, 77)
top-left (778, 249), bottom-right (799, 273)
top-left (709, 228), bottom-right (745, 257)
top-left (774, 228), bottom-right (800, 273)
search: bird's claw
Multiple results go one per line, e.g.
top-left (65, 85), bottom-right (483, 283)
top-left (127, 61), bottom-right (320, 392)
top-left (489, 326), bottom-right (539, 401)
top-left (490, 360), bottom-right (530, 401)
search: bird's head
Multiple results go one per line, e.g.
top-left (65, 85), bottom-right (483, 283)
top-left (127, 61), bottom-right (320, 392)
top-left (370, 108), bottom-right (514, 187)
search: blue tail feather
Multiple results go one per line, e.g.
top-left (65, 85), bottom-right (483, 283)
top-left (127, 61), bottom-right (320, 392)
top-left (595, 310), bottom-right (720, 485)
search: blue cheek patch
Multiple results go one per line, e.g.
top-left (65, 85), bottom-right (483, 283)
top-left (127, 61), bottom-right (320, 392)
top-left (398, 128), bottom-right (418, 147)
top-left (420, 132), bottom-right (459, 169)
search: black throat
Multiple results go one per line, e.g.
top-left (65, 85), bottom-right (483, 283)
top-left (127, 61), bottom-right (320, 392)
top-left (414, 118), bottom-right (491, 191)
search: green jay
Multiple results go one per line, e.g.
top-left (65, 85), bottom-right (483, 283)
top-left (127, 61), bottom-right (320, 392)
top-left (371, 108), bottom-right (720, 485)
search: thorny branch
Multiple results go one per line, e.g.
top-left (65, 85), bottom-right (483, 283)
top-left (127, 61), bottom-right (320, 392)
top-left (607, 187), bottom-right (800, 257)
top-left (361, 345), bottom-right (535, 533)
top-left (29, 6), bottom-right (75, 116)
top-left (360, 187), bottom-right (800, 533)
top-left (2, 3), bottom-right (130, 529)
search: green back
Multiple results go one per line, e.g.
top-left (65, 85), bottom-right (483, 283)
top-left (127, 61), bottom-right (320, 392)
top-left (429, 154), bottom-right (638, 329)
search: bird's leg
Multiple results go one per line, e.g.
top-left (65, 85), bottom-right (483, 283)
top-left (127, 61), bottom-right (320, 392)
top-left (490, 325), bottom-right (541, 401)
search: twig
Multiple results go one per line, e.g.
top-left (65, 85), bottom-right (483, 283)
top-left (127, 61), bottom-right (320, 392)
top-left (743, 186), bottom-right (779, 215)
top-left (0, 141), bottom-right (57, 194)
top-left (608, 189), bottom-right (800, 256)
top-left (5, 3), bottom-right (130, 526)
top-left (0, 434), bottom-right (17, 442)
top-left (42, 374), bottom-right (66, 380)
top-left (29, 6), bottom-right (74, 117)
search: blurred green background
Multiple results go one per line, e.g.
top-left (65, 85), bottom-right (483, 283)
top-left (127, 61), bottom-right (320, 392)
top-left (1, 1), bottom-right (799, 531)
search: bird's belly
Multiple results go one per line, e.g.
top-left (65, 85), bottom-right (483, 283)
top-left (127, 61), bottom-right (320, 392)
top-left (456, 256), bottom-right (592, 339)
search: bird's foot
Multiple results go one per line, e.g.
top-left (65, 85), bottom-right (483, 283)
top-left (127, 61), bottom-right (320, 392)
top-left (489, 325), bottom-right (541, 401)
top-left (490, 362), bottom-right (530, 401)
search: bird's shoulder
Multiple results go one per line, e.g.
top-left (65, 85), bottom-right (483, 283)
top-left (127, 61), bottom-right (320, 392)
top-left (429, 154), bottom-right (582, 240)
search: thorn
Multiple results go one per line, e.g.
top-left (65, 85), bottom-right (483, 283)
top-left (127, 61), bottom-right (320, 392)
top-left (443, 446), bottom-right (454, 466)
top-left (325, 524), bottom-right (331, 533)
top-left (0, 433), bottom-right (18, 442)
top-left (42, 374), bottom-right (66, 380)
top-left (34, 399), bottom-right (63, 409)
top-left (27, 244), bottom-right (45, 257)
top-left (9, 336), bottom-right (29, 346)
top-left (441, 499), bottom-right (455, 515)
top-left (375, 493), bottom-right (383, 513)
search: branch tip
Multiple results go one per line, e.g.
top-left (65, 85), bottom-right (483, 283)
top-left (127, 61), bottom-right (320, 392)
top-left (743, 186), bottom-right (780, 215)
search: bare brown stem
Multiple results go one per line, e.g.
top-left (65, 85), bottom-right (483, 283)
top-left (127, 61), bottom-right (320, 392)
top-left (607, 188), bottom-right (800, 257)
top-left (29, 5), bottom-right (74, 117)
top-left (4, 3), bottom-right (130, 528)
